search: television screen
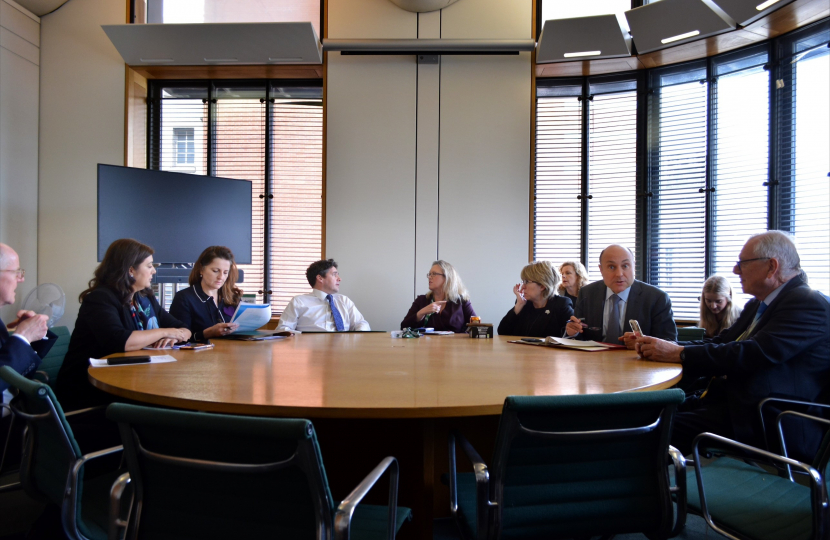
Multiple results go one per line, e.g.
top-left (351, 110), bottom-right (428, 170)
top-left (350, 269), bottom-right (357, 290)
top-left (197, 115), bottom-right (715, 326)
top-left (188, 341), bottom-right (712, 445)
top-left (97, 164), bottom-right (253, 264)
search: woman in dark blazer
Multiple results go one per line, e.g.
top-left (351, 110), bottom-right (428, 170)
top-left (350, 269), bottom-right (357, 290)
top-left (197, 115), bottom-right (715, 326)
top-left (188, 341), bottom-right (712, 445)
top-left (170, 246), bottom-right (242, 342)
top-left (401, 260), bottom-right (476, 333)
top-left (56, 239), bottom-right (191, 410)
top-left (498, 261), bottom-right (573, 338)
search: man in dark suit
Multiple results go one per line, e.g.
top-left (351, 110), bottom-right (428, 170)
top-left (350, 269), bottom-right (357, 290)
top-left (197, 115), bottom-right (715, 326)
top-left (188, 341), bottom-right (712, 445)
top-left (565, 244), bottom-right (677, 346)
top-left (637, 231), bottom-right (830, 459)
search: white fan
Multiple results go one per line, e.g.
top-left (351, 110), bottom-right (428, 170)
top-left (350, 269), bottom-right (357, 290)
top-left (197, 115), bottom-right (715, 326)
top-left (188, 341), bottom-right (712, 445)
top-left (21, 283), bottom-right (66, 328)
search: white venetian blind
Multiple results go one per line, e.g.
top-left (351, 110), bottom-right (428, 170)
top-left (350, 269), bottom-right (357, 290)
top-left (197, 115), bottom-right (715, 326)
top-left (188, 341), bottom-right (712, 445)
top-left (710, 48), bottom-right (770, 308)
top-left (269, 87), bottom-right (323, 313)
top-left (647, 66), bottom-right (707, 318)
top-left (534, 83), bottom-right (583, 263)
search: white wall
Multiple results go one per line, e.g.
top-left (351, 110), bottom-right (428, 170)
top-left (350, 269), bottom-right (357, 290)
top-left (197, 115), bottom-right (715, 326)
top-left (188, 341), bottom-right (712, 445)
top-left (326, 0), bottom-right (532, 330)
top-left (0, 0), bottom-right (39, 321)
top-left (38, 0), bottom-right (125, 330)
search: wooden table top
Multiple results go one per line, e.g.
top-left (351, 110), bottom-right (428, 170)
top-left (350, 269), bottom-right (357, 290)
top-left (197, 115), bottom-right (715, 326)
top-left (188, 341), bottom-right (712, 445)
top-left (88, 333), bottom-right (682, 419)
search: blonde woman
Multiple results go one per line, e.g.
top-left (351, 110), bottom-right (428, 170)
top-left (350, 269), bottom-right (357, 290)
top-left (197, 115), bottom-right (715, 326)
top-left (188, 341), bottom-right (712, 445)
top-left (699, 275), bottom-right (742, 338)
top-left (558, 260), bottom-right (589, 305)
top-left (400, 260), bottom-right (476, 333)
top-left (498, 261), bottom-right (574, 337)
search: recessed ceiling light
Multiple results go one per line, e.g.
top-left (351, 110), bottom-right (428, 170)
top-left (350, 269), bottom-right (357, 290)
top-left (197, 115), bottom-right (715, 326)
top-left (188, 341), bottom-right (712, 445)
top-left (204, 58), bottom-right (238, 62)
top-left (661, 30), bottom-right (700, 44)
top-left (755, 0), bottom-right (781, 10)
top-left (563, 51), bottom-right (602, 58)
top-left (268, 57), bottom-right (304, 62)
top-left (139, 58), bottom-right (173, 63)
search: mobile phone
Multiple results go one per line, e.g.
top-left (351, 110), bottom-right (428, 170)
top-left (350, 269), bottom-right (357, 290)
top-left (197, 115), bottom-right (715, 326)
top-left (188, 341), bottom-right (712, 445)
top-left (629, 319), bottom-right (643, 337)
top-left (520, 338), bottom-right (544, 343)
top-left (178, 343), bottom-right (214, 351)
top-left (107, 356), bottom-right (151, 366)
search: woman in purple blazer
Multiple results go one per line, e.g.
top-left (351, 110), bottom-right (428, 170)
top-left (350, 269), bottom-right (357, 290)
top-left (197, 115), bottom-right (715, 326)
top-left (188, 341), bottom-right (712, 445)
top-left (400, 260), bottom-right (476, 333)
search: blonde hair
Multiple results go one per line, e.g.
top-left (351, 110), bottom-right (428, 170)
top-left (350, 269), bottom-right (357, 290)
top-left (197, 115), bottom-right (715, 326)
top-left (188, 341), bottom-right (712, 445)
top-left (521, 261), bottom-right (560, 300)
top-left (557, 261), bottom-right (589, 296)
top-left (699, 275), bottom-right (742, 337)
top-left (427, 260), bottom-right (469, 303)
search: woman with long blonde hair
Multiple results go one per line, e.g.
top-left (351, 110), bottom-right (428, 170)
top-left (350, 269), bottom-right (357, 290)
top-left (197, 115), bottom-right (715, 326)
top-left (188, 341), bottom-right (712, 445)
top-left (699, 275), bottom-right (742, 337)
top-left (400, 260), bottom-right (476, 333)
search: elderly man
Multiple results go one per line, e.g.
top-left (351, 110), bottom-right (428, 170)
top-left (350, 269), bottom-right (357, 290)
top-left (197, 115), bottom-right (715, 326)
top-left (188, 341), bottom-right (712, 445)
top-left (637, 231), bottom-right (830, 458)
top-left (565, 244), bottom-right (677, 346)
top-left (276, 259), bottom-right (371, 332)
top-left (1, 243), bottom-right (56, 396)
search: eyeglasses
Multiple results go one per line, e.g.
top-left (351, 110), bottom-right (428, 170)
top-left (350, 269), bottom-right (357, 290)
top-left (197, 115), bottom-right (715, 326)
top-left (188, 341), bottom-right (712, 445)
top-left (734, 257), bottom-right (770, 271)
top-left (0, 268), bottom-right (24, 279)
top-left (426, 272), bottom-right (445, 278)
top-left (521, 280), bottom-right (540, 286)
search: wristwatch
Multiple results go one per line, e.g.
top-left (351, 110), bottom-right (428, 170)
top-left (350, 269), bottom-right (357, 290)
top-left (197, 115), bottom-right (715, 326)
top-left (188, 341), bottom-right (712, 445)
top-left (679, 348), bottom-right (686, 362)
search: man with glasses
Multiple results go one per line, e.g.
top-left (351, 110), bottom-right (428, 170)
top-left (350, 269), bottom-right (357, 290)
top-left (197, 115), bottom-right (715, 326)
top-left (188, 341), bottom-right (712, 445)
top-left (276, 259), bottom-right (371, 332)
top-left (637, 231), bottom-right (830, 459)
top-left (565, 244), bottom-right (677, 345)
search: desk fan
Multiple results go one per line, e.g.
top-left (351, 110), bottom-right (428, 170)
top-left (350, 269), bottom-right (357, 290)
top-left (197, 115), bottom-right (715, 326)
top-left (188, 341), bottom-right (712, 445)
top-left (20, 283), bottom-right (66, 327)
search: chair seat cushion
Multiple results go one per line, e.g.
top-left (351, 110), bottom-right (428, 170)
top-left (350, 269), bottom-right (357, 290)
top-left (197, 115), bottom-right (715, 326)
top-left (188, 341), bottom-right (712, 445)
top-left (686, 457), bottom-right (815, 540)
top-left (350, 503), bottom-right (412, 540)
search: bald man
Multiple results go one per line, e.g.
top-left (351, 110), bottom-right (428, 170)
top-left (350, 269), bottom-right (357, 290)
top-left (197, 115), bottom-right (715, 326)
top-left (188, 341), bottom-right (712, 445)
top-left (565, 245), bottom-right (677, 345)
top-left (0, 243), bottom-right (57, 396)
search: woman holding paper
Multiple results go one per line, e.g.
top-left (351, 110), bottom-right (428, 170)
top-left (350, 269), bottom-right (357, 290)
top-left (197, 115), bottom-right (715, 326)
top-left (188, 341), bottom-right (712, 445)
top-left (57, 238), bottom-right (191, 410)
top-left (400, 260), bottom-right (476, 333)
top-left (170, 246), bottom-right (242, 342)
top-left (497, 261), bottom-right (574, 338)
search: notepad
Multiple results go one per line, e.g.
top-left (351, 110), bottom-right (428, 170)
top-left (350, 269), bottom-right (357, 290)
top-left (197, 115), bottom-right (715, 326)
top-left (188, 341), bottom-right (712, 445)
top-left (90, 355), bottom-right (177, 367)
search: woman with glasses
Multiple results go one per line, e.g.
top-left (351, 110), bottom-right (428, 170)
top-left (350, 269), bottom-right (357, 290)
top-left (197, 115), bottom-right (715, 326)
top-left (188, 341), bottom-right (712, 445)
top-left (57, 238), bottom-right (191, 410)
top-left (498, 260), bottom-right (574, 337)
top-left (698, 275), bottom-right (742, 338)
top-left (558, 260), bottom-right (589, 305)
top-left (400, 260), bottom-right (476, 333)
top-left (170, 246), bottom-right (242, 342)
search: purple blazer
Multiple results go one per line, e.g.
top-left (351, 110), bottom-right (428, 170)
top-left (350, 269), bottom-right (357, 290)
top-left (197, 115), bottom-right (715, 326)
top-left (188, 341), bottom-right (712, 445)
top-left (400, 295), bottom-right (476, 333)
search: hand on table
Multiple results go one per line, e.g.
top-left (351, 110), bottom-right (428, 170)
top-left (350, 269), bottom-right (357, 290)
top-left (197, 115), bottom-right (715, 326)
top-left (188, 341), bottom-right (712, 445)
top-left (620, 332), bottom-right (639, 350)
top-left (205, 322), bottom-right (239, 338)
top-left (635, 335), bottom-right (684, 363)
top-left (148, 337), bottom-right (178, 349)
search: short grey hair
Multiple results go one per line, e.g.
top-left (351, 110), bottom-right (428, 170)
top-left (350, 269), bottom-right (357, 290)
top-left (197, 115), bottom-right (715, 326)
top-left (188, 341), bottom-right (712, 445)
top-left (749, 230), bottom-right (801, 279)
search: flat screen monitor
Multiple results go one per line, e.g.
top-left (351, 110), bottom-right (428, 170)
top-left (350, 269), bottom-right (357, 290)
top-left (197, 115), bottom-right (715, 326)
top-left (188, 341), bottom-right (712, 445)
top-left (97, 164), bottom-right (253, 264)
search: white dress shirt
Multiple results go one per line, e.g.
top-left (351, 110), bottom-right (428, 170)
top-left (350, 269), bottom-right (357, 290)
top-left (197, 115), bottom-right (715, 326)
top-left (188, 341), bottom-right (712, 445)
top-left (276, 289), bottom-right (371, 332)
top-left (602, 286), bottom-right (631, 339)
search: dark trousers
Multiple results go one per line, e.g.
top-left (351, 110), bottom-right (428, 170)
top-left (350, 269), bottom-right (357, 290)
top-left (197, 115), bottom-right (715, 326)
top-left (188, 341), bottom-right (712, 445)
top-left (671, 402), bottom-right (735, 457)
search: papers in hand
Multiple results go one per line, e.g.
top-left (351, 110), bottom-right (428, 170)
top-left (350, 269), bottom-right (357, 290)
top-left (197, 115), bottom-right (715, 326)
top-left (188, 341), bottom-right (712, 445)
top-left (229, 303), bottom-right (272, 333)
top-left (89, 355), bottom-right (177, 367)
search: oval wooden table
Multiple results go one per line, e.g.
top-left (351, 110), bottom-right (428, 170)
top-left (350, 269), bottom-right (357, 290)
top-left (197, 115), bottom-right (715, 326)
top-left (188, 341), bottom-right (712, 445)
top-left (90, 333), bottom-right (682, 539)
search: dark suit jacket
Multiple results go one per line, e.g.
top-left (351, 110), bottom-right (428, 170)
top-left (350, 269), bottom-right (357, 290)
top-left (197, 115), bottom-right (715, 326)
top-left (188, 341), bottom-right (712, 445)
top-left (573, 280), bottom-right (677, 342)
top-left (169, 283), bottom-right (237, 341)
top-left (498, 296), bottom-right (573, 338)
top-left (0, 323), bottom-right (57, 395)
top-left (400, 295), bottom-right (476, 333)
top-left (56, 287), bottom-right (183, 410)
top-left (683, 274), bottom-right (830, 457)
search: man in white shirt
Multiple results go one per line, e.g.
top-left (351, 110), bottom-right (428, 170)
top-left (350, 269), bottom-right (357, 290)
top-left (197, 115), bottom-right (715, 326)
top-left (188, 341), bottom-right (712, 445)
top-left (276, 259), bottom-right (371, 332)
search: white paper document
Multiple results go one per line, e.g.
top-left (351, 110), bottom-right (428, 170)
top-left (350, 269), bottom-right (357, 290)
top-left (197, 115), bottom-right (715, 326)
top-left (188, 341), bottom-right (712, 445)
top-left (229, 303), bottom-right (272, 333)
top-left (89, 355), bottom-right (177, 367)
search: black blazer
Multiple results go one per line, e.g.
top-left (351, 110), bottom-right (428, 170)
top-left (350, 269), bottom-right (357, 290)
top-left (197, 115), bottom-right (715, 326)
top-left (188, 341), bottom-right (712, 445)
top-left (170, 283), bottom-right (236, 341)
top-left (0, 324), bottom-right (57, 395)
top-left (56, 287), bottom-right (183, 410)
top-left (498, 296), bottom-right (574, 338)
top-left (573, 280), bottom-right (677, 342)
top-left (683, 274), bottom-right (830, 458)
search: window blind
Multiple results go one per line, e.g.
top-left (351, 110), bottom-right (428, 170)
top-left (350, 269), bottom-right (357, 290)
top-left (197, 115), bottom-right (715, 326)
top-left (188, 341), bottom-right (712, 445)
top-left (535, 83), bottom-right (583, 264)
top-left (647, 66), bottom-right (707, 319)
top-left (586, 84), bottom-right (638, 269)
top-left (777, 24), bottom-right (830, 296)
top-left (213, 86), bottom-right (267, 304)
top-left (269, 87), bottom-right (323, 313)
top-left (710, 48), bottom-right (770, 308)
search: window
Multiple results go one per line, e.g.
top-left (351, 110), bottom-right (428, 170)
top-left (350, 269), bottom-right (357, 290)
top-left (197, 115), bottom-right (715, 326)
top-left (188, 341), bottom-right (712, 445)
top-left (149, 80), bottom-right (323, 315)
top-left (535, 76), bottom-right (638, 279)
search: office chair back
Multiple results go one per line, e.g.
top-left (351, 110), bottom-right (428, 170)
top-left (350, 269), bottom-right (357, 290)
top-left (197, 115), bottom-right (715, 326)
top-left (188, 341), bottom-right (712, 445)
top-left (107, 403), bottom-right (335, 540)
top-left (676, 327), bottom-right (706, 341)
top-left (37, 325), bottom-right (71, 388)
top-left (490, 389), bottom-right (685, 540)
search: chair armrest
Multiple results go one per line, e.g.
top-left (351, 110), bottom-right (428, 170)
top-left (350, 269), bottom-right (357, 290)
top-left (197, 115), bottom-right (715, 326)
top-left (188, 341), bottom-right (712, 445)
top-left (334, 456), bottom-right (400, 540)
top-left (758, 398), bottom-right (830, 451)
top-left (449, 431), bottom-right (492, 540)
top-left (32, 371), bottom-right (49, 385)
top-left (108, 472), bottom-right (131, 540)
top-left (775, 410), bottom-right (830, 481)
top-left (692, 432), bottom-right (827, 540)
top-left (63, 446), bottom-right (124, 540)
top-left (64, 405), bottom-right (108, 418)
top-left (668, 445), bottom-right (687, 537)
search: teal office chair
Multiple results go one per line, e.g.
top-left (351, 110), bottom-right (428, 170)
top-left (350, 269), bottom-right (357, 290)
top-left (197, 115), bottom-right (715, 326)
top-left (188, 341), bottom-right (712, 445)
top-left (106, 403), bottom-right (412, 540)
top-left (0, 366), bottom-right (126, 540)
top-left (685, 401), bottom-right (830, 540)
top-left (447, 389), bottom-right (687, 540)
top-left (34, 325), bottom-right (71, 388)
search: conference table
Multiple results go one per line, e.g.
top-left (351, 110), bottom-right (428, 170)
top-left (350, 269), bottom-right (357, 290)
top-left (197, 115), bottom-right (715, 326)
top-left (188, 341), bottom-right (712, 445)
top-left (89, 333), bottom-right (682, 539)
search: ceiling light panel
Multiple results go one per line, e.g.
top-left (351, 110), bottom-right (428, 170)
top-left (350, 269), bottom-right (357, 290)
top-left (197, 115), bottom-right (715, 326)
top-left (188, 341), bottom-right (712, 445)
top-left (625, 0), bottom-right (736, 54)
top-left (536, 14), bottom-right (632, 64)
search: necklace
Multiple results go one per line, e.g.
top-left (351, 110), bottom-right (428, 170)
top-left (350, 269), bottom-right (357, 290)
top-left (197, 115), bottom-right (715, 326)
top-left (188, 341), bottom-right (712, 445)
top-left (193, 286), bottom-right (226, 323)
